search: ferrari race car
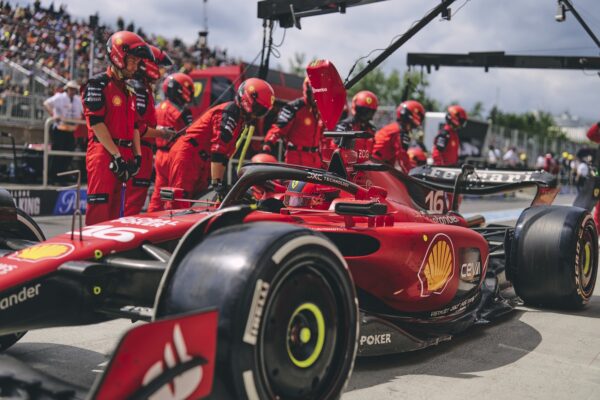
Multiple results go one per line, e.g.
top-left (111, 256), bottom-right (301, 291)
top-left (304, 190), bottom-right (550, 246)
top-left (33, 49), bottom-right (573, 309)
top-left (0, 60), bottom-right (598, 399)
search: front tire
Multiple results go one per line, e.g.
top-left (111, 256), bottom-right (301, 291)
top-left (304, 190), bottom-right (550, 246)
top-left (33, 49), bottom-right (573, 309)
top-left (511, 206), bottom-right (598, 308)
top-left (156, 222), bottom-right (358, 399)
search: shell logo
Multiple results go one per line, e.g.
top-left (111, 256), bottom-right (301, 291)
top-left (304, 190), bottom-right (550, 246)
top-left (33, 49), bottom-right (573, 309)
top-left (112, 96), bottom-right (123, 106)
top-left (594, 188), bottom-right (599, 198)
top-left (365, 97), bottom-right (373, 105)
top-left (9, 243), bottom-right (75, 263)
top-left (115, 37), bottom-right (123, 45)
top-left (161, 102), bottom-right (167, 109)
top-left (248, 85), bottom-right (255, 93)
top-left (418, 234), bottom-right (454, 297)
top-left (304, 117), bottom-right (312, 126)
top-left (270, 95), bottom-right (275, 106)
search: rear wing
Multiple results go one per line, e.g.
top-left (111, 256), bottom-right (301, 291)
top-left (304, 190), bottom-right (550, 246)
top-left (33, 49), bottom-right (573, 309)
top-left (409, 165), bottom-right (559, 206)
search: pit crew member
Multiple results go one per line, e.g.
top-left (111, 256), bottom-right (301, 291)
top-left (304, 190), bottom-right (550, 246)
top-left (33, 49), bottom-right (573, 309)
top-left (165, 78), bottom-right (274, 209)
top-left (373, 100), bottom-right (425, 173)
top-left (146, 72), bottom-right (194, 212)
top-left (263, 78), bottom-right (323, 168)
top-left (82, 31), bottom-right (153, 225)
top-left (432, 105), bottom-right (467, 167)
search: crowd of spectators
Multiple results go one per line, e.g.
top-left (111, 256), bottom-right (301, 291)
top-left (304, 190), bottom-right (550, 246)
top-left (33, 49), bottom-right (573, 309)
top-left (0, 0), bottom-right (239, 97)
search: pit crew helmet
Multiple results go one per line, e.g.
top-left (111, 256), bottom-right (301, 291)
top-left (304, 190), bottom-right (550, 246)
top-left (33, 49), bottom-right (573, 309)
top-left (162, 73), bottom-right (194, 105)
top-left (352, 90), bottom-right (378, 121)
top-left (106, 31), bottom-right (153, 71)
top-left (446, 105), bottom-right (468, 129)
top-left (396, 100), bottom-right (425, 129)
top-left (140, 45), bottom-right (173, 81)
top-left (235, 78), bottom-right (275, 118)
top-left (284, 181), bottom-right (340, 210)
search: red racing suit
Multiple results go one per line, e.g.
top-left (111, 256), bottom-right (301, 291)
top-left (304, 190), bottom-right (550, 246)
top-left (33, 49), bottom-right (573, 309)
top-left (125, 81), bottom-right (156, 216)
top-left (432, 124), bottom-right (460, 166)
top-left (586, 122), bottom-right (600, 230)
top-left (264, 98), bottom-right (323, 168)
top-left (147, 100), bottom-right (193, 212)
top-left (82, 68), bottom-right (136, 225)
top-left (372, 122), bottom-right (412, 173)
top-left (166, 101), bottom-right (245, 209)
top-left (335, 116), bottom-right (376, 163)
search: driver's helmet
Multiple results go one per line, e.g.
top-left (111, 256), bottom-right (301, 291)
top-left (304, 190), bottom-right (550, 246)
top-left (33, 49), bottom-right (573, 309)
top-left (283, 181), bottom-right (340, 210)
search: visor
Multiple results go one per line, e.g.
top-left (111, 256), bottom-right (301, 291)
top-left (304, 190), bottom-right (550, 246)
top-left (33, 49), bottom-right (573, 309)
top-left (251, 102), bottom-right (270, 118)
top-left (129, 44), bottom-right (155, 62)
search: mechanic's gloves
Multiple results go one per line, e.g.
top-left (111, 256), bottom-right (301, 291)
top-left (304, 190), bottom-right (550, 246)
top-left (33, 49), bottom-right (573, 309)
top-left (109, 154), bottom-right (131, 182)
top-left (211, 179), bottom-right (230, 201)
top-left (129, 155), bottom-right (142, 177)
top-left (262, 142), bottom-right (275, 156)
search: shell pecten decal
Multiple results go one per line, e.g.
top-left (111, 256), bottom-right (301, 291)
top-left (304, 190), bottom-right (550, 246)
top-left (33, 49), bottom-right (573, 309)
top-left (9, 243), bottom-right (75, 263)
top-left (418, 234), bottom-right (455, 297)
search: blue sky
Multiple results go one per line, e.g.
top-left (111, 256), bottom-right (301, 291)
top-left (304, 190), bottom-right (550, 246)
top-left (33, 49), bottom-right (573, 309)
top-left (22, 0), bottom-right (600, 121)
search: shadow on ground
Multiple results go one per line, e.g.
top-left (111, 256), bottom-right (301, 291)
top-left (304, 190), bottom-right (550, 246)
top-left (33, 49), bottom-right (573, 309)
top-left (347, 310), bottom-right (541, 391)
top-left (8, 342), bottom-right (106, 389)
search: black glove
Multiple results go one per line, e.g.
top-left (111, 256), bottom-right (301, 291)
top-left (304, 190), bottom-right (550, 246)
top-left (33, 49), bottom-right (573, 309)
top-left (109, 154), bottom-right (130, 182)
top-left (129, 155), bottom-right (142, 177)
top-left (212, 179), bottom-right (229, 201)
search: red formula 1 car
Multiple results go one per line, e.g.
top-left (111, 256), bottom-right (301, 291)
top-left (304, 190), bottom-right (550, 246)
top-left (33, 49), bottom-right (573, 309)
top-left (0, 63), bottom-right (598, 400)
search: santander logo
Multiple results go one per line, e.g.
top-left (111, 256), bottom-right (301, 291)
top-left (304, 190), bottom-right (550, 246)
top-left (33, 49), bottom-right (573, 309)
top-left (142, 324), bottom-right (203, 400)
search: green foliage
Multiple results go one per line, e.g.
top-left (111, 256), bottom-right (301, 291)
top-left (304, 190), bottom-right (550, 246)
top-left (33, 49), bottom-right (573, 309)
top-left (346, 63), bottom-right (439, 110)
top-left (288, 52), bottom-right (307, 76)
top-left (469, 101), bottom-right (485, 119)
top-left (488, 106), bottom-right (565, 139)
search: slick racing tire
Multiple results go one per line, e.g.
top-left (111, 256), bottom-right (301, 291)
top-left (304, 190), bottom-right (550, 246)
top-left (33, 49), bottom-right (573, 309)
top-left (0, 208), bottom-right (44, 351)
top-left (157, 222), bottom-right (358, 400)
top-left (511, 206), bottom-right (598, 309)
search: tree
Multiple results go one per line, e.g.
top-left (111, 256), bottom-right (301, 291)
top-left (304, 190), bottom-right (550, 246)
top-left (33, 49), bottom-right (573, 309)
top-left (469, 101), bottom-right (485, 119)
top-left (346, 63), bottom-right (439, 110)
top-left (288, 52), bottom-right (307, 76)
top-left (488, 107), bottom-right (565, 139)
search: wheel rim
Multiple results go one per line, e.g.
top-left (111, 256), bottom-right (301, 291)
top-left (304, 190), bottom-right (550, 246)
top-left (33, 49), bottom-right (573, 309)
top-left (259, 257), bottom-right (351, 399)
top-left (286, 302), bottom-right (326, 369)
top-left (578, 223), bottom-right (597, 296)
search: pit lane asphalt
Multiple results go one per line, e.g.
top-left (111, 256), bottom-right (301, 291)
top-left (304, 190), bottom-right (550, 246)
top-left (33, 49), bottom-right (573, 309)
top-left (7, 192), bottom-right (600, 399)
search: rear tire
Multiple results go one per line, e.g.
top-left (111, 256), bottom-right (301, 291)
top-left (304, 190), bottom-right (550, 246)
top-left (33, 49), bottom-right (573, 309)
top-left (156, 222), bottom-right (358, 400)
top-left (511, 206), bottom-right (598, 308)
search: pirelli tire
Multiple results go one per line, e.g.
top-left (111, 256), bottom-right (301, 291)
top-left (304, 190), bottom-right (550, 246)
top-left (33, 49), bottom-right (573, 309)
top-left (156, 222), bottom-right (358, 400)
top-left (0, 208), bottom-right (45, 351)
top-left (510, 205), bottom-right (598, 309)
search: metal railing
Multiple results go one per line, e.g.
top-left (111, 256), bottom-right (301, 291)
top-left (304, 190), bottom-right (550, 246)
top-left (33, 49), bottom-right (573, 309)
top-left (42, 117), bottom-right (86, 187)
top-left (0, 94), bottom-right (46, 122)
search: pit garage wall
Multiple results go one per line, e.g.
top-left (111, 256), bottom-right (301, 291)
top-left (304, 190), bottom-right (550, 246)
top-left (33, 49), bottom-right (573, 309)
top-left (8, 188), bottom-right (86, 216)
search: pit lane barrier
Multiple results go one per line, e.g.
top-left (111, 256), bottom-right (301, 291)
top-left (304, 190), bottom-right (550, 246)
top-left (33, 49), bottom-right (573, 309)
top-left (42, 117), bottom-right (87, 187)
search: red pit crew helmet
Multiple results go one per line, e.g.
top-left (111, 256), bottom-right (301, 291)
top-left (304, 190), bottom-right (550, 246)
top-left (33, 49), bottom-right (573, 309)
top-left (162, 73), bottom-right (194, 104)
top-left (107, 31), bottom-right (153, 70)
top-left (141, 45), bottom-right (173, 81)
top-left (236, 78), bottom-right (275, 118)
top-left (397, 100), bottom-right (425, 129)
top-left (284, 181), bottom-right (340, 210)
top-left (446, 105), bottom-right (468, 129)
top-left (352, 90), bottom-right (378, 121)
